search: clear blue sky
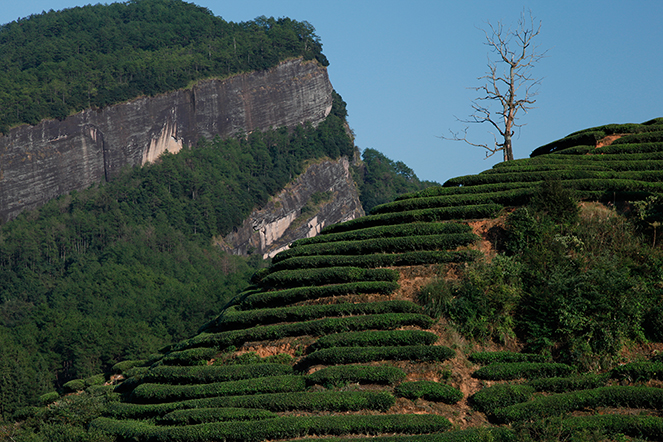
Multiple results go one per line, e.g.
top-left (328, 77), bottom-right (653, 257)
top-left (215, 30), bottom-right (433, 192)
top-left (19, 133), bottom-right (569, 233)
top-left (3, 1), bottom-right (662, 184)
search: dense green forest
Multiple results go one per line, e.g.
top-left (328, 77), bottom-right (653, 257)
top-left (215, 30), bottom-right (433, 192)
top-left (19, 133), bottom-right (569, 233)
top-left (0, 0), bottom-right (327, 133)
top-left (356, 148), bottom-right (439, 213)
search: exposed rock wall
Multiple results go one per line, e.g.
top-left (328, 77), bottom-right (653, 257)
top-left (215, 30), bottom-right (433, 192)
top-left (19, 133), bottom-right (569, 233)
top-left (220, 157), bottom-right (364, 259)
top-left (0, 58), bottom-right (332, 223)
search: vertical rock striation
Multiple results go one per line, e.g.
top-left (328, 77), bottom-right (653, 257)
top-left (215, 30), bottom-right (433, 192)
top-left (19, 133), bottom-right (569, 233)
top-left (0, 58), bottom-right (332, 223)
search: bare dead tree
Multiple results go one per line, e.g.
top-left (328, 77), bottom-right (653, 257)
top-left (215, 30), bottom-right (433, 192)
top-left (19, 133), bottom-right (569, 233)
top-left (444, 10), bottom-right (546, 162)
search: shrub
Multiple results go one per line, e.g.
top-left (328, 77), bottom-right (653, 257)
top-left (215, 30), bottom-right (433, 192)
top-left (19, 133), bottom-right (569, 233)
top-left (468, 351), bottom-right (548, 365)
top-left (174, 313), bottom-right (435, 351)
top-left (239, 281), bottom-right (400, 310)
top-left (318, 204), bottom-right (503, 236)
top-left (139, 363), bottom-right (293, 385)
top-left (259, 267), bottom-right (399, 289)
top-left (158, 407), bottom-right (277, 425)
top-left (286, 428), bottom-right (517, 442)
top-left (470, 384), bottom-right (534, 414)
top-left (394, 380), bottom-right (463, 404)
top-left (272, 233), bottom-right (480, 263)
top-left (472, 362), bottom-right (574, 380)
top-left (91, 413), bottom-right (452, 441)
top-left (207, 300), bottom-right (422, 332)
top-left (300, 345), bottom-right (455, 368)
top-left (528, 373), bottom-right (609, 393)
top-left (39, 392), bottom-right (60, 405)
top-left (292, 222), bottom-right (472, 247)
top-left (610, 361), bottom-right (663, 382)
top-left (161, 347), bottom-right (218, 365)
top-left (311, 330), bottom-right (438, 350)
top-left (130, 375), bottom-right (307, 403)
top-left (307, 365), bottom-right (407, 387)
top-left (111, 360), bottom-right (146, 374)
top-left (269, 250), bottom-right (481, 273)
top-left (493, 386), bottom-right (663, 424)
top-left (63, 379), bottom-right (87, 393)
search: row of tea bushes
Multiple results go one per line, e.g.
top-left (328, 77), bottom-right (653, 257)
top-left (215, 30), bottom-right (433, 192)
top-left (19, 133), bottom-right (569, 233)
top-left (268, 250), bottom-right (481, 273)
top-left (91, 413), bottom-right (453, 442)
top-left (307, 364), bottom-right (407, 387)
top-left (472, 362), bottom-right (574, 380)
top-left (310, 330), bottom-right (438, 350)
top-left (394, 381), bottom-right (463, 404)
top-left (158, 407), bottom-right (277, 425)
top-left (468, 351), bottom-right (548, 365)
top-left (292, 222), bottom-right (472, 246)
top-left (204, 300), bottom-right (422, 333)
top-left (139, 364), bottom-right (294, 385)
top-left (173, 313), bottom-right (435, 352)
top-left (271, 233), bottom-right (479, 262)
top-left (259, 266), bottom-right (399, 289)
top-left (299, 345), bottom-right (455, 368)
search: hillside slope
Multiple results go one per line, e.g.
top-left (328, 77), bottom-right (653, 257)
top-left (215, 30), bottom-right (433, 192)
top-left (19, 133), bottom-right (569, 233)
top-left (12, 118), bottom-right (660, 441)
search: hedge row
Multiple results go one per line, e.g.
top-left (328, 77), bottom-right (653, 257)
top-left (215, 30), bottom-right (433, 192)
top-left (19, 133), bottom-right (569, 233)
top-left (130, 375), bottom-right (307, 403)
top-left (612, 130), bottom-right (663, 145)
top-left (300, 345), bottom-right (455, 368)
top-left (319, 204), bottom-right (503, 235)
top-left (272, 233), bottom-right (480, 263)
top-left (492, 386), bottom-right (663, 424)
top-left (106, 390), bottom-right (397, 419)
top-left (259, 267), bottom-right (399, 290)
top-left (158, 407), bottom-right (277, 425)
top-left (92, 414), bottom-right (452, 442)
top-left (470, 384), bottom-right (534, 415)
top-left (205, 300), bottom-right (422, 333)
top-left (311, 330), bottom-right (438, 350)
top-left (394, 381), bottom-right (463, 404)
top-left (307, 364), bottom-right (407, 387)
top-left (468, 351), bottom-right (548, 365)
top-left (485, 159), bottom-right (663, 174)
top-left (369, 188), bottom-right (533, 215)
top-left (528, 373), bottom-right (609, 393)
top-left (522, 415), bottom-right (663, 441)
top-left (292, 222), bottom-right (472, 247)
top-left (239, 281), bottom-right (400, 310)
top-left (269, 250), bottom-right (481, 273)
top-left (610, 361), bottom-right (663, 382)
top-left (287, 428), bottom-right (517, 442)
top-left (396, 182), bottom-right (536, 201)
top-left (585, 141), bottom-right (663, 155)
top-left (472, 362), bottom-right (574, 380)
top-left (444, 169), bottom-right (663, 187)
top-left (138, 364), bottom-right (293, 385)
top-left (161, 347), bottom-right (219, 366)
top-left (174, 313), bottom-right (435, 352)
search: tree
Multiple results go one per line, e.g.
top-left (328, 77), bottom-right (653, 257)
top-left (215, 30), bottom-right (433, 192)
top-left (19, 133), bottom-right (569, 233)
top-left (445, 10), bottom-right (545, 162)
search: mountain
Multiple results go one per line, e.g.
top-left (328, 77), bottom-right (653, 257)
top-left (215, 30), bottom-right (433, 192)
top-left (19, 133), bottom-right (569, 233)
top-left (8, 118), bottom-right (661, 441)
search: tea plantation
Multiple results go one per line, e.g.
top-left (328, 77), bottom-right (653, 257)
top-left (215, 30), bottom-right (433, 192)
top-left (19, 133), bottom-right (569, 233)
top-left (12, 118), bottom-right (663, 441)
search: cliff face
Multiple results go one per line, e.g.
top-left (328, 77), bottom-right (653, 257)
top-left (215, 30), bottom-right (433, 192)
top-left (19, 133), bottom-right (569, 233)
top-left (220, 157), bottom-right (364, 259)
top-left (0, 58), bottom-right (332, 223)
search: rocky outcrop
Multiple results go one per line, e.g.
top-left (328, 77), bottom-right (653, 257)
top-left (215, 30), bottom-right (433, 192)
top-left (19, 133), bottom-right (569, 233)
top-left (0, 58), bottom-right (332, 223)
top-left (219, 157), bottom-right (364, 259)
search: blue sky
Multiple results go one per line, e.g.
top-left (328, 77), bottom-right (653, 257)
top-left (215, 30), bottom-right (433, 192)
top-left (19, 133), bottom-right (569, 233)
top-left (2, 1), bottom-right (662, 184)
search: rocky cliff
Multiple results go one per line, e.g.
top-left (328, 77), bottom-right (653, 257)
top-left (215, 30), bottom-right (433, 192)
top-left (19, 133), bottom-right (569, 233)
top-left (0, 58), bottom-right (332, 223)
top-left (219, 156), bottom-right (364, 259)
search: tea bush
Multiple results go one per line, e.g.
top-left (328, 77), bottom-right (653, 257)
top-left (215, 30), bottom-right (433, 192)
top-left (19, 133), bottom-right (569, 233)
top-left (394, 381), bottom-right (463, 404)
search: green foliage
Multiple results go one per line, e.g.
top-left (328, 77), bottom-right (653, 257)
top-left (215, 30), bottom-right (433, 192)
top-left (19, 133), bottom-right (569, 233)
top-left (238, 281), bottom-right (400, 310)
top-left (259, 266), bottom-right (399, 289)
top-left (418, 255), bottom-right (524, 343)
top-left (528, 373), bottom-right (609, 393)
top-left (306, 364), bottom-right (407, 387)
top-left (311, 330), bottom-right (438, 350)
top-left (394, 380), bottom-right (463, 404)
top-left (518, 415), bottom-right (663, 442)
top-left (273, 233), bottom-right (479, 263)
top-left (204, 300), bottom-right (422, 333)
top-left (472, 362), bottom-right (574, 380)
top-left (468, 351), bottom-right (548, 365)
top-left (139, 363), bottom-right (293, 386)
top-left (492, 386), bottom-right (663, 424)
top-left (92, 413), bottom-right (451, 441)
top-left (39, 392), bottom-right (59, 405)
top-left (610, 361), bottom-right (663, 382)
top-left (292, 221), bottom-right (472, 247)
top-left (288, 429), bottom-right (517, 442)
top-left (529, 179), bottom-right (580, 224)
top-left (161, 347), bottom-right (218, 366)
top-left (0, 1), bottom-right (328, 131)
top-left (269, 250), bottom-right (481, 272)
top-left (300, 345), bottom-right (455, 367)
top-left (470, 383), bottom-right (535, 414)
top-left (158, 407), bottom-right (277, 425)
top-left (356, 148), bottom-right (440, 213)
top-left (130, 375), bottom-right (307, 403)
top-left (174, 313), bottom-right (435, 352)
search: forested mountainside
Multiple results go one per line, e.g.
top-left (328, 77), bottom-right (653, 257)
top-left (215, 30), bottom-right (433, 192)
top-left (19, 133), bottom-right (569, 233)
top-left (5, 118), bottom-right (662, 442)
top-left (0, 0), bottom-right (327, 133)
